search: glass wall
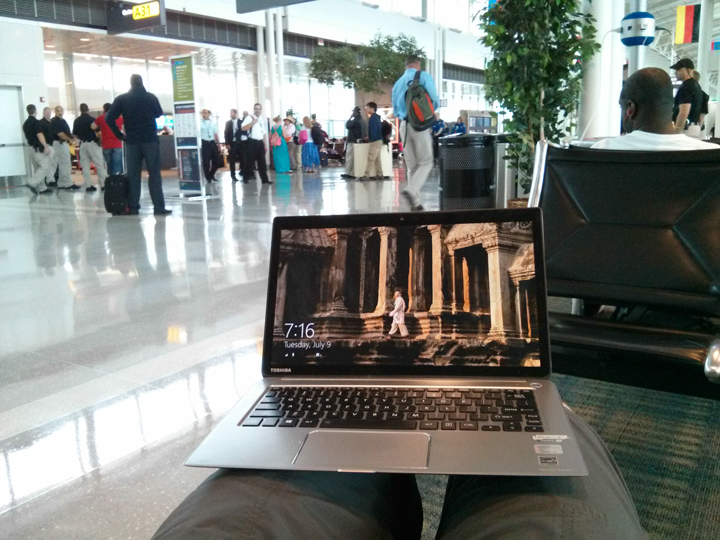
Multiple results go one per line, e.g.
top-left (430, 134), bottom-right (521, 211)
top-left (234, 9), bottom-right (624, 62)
top-left (44, 50), bottom-right (258, 127)
top-left (283, 60), bottom-right (356, 139)
top-left (441, 80), bottom-right (488, 119)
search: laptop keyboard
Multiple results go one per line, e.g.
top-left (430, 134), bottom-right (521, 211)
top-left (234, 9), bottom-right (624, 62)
top-left (240, 387), bottom-right (543, 432)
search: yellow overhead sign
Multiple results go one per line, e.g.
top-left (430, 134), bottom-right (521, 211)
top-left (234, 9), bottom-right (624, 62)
top-left (132, 1), bottom-right (160, 20)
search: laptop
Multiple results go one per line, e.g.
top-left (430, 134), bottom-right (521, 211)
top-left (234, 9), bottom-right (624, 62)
top-left (186, 208), bottom-right (587, 476)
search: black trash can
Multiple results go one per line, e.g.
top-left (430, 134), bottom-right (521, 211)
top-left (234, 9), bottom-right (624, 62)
top-left (438, 133), bottom-right (497, 210)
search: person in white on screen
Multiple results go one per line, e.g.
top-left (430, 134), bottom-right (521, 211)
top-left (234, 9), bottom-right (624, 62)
top-left (592, 68), bottom-right (717, 151)
top-left (387, 291), bottom-right (409, 338)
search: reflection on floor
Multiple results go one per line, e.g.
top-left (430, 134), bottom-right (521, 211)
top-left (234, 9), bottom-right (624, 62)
top-left (0, 164), bottom-right (442, 538)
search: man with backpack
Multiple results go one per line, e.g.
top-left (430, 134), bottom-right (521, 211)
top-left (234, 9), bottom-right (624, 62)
top-left (391, 55), bottom-right (439, 211)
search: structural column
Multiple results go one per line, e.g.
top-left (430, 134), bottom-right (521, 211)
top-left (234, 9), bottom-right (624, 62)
top-left (449, 250), bottom-right (457, 313)
top-left (275, 8), bottom-right (285, 116)
top-left (375, 227), bottom-right (397, 315)
top-left (697, 0), bottom-right (714, 84)
top-left (579, 0), bottom-right (625, 138)
top-left (514, 282), bottom-right (523, 339)
top-left (265, 10), bottom-right (278, 115)
top-left (256, 26), bottom-right (266, 109)
top-left (328, 229), bottom-right (351, 312)
top-left (410, 234), bottom-right (427, 312)
top-left (627, 0), bottom-right (646, 76)
top-left (359, 231), bottom-right (369, 312)
top-left (273, 260), bottom-right (289, 336)
top-left (428, 225), bottom-right (446, 315)
top-left (485, 241), bottom-right (518, 339)
top-left (716, 52), bottom-right (720, 135)
top-left (61, 53), bottom-right (77, 113)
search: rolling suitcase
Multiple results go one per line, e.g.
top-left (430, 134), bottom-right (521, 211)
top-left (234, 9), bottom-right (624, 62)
top-left (104, 174), bottom-right (129, 215)
top-left (319, 151), bottom-right (329, 167)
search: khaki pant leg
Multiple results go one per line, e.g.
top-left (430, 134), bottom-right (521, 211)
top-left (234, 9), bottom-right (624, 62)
top-left (372, 140), bottom-right (384, 176)
top-left (287, 141), bottom-right (297, 169)
top-left (79, 143), bottom-right (92, 187)
top-left (401, 121), bottom-right (433, 201)
top-left (53, 141), bottom-right (73, 187)
top-left (345, 143), bottom-right (354, 175)
top-left (364, 140), bottom-right (381, 177)
top-left (30, 151), bottom-right (51, 189)
top-left (88, 141), bottom-right (108, 186)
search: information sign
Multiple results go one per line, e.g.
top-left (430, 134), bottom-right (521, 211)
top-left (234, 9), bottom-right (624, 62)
top-left (174, 103), bottom-right (198, 148)
top-left (107, 1), bottom-right (166, 35)
top-left (178, 149), bottom-right (202, 192)
top-left (169, 54), bottom-right (208, 199)
top-left (171, 56), bottom-right (195, 103)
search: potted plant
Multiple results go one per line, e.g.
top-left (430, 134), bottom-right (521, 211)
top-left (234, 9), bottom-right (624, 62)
top-left (479, 0), bottom-right (600, 196)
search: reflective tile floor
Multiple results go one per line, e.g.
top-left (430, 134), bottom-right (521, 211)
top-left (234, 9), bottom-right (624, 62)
top-left (0, 163), bottom-right (441, 538)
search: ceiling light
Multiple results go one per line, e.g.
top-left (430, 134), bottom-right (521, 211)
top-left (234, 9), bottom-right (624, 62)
top-left (46, 45), bottom-right (55, 48)
top-left (80, 38), bottom-right (90, 41)
top-left (156, 56), bottom-right (163, 59)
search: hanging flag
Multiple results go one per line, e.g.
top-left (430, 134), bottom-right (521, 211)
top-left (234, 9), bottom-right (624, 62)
top-left (712, 41), bottom-right (720, 51)
top-left (675, 4), bottom-right (701, 44)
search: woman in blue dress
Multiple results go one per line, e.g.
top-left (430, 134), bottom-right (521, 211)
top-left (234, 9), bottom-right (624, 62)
top-left (301, 116), bottom-right (320, 173)
top-left (270, 116), bottom-right (291, 174)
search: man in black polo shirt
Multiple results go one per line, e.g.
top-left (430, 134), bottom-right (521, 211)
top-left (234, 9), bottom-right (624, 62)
top-left (72, 103), bottom-right (108, 192)
top-left (50, 105), bottom-right (79, 190)
top-left (671, 58), bottom-right (703, 139)
top-left (107, 74), bottom-right (171, 215)
top-left (22, 104), bottom-right (53, 194)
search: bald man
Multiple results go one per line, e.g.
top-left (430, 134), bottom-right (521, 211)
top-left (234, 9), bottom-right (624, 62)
top-left (592, 68), bottom-right (717, 151)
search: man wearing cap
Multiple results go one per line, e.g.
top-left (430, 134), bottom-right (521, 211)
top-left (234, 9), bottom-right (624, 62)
top-left (671, 58), bottom-right (703, 139)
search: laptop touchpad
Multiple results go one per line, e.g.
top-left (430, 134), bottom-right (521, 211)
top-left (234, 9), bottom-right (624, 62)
top-left (295, 431), bottom-right (430, 471)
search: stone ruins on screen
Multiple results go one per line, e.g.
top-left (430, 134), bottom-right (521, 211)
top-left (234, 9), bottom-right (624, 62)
top-left (275, 222), bottom-right (540, 367)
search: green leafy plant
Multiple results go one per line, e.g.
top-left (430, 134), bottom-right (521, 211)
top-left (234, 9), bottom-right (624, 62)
top-left (479, 0), bottom-right (600, 190)
top-left (309, 33), bottom-right (425, 93)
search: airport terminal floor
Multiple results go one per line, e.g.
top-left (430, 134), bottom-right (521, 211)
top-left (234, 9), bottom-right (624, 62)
top-left (1, 163), bottom-right (720, 539)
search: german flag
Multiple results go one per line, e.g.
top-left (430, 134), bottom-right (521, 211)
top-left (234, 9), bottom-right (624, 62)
top-left (675, 5), bottom-right (701, 44)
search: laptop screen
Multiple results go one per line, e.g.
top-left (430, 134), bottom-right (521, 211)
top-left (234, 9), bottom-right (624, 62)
top-left (263, 209), bottom-right (550, 378)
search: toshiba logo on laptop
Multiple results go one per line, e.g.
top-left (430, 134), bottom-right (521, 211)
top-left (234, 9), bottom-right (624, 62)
top-left (271, 368), bottom-right (292, 373)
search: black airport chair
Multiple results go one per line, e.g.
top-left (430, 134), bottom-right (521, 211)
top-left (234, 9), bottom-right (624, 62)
top-left (528, 141), bottom-right (720, 398)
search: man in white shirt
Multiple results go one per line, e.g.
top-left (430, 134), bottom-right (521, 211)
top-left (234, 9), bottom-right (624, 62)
top-left (592, 68), bottom-right (718, 151)
top-left (200, 109), bottom-right (221, 183)
top-left (240, 103), bottom-right (272, 184)
top-left (387, 291), bottom-right (409, 338)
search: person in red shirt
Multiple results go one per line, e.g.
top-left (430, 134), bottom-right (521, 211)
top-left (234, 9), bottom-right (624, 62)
top-left (93, 102), bottom-right (124, 175)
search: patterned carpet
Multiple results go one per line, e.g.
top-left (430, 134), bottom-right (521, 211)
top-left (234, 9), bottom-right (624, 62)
top-left (417, 373), bottom-right (720, 540)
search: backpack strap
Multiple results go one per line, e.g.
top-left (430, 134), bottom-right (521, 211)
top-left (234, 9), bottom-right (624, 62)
top-left (408, 70), bottom-right (422, 87)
